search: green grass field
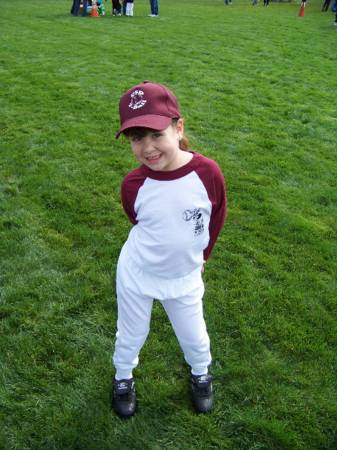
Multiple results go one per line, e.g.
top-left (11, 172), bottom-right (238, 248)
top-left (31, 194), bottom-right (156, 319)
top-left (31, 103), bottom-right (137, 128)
top-left (1, 0), bottom-right (337, 448)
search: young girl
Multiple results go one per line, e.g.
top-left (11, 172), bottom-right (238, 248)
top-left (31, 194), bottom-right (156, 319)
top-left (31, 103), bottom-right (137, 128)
top-left (112, 81), bottom-right (227, 417)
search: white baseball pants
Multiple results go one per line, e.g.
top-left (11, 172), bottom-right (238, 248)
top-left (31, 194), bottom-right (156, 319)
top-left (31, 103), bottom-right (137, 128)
top-left (113, 245), bottom-right (211, 380)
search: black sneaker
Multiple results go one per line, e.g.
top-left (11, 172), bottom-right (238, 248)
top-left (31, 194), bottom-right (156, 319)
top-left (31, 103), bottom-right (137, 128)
top-left (191, 374), bottom-right (214, 413)
top-left (112, 378), bottom-right (136, 418)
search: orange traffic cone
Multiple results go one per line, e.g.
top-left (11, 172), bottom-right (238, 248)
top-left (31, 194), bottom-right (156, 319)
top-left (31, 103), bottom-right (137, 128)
top-left (298, 3), bottom-right (305, 16)
top-left (91, 4), bottom-right (99, 17)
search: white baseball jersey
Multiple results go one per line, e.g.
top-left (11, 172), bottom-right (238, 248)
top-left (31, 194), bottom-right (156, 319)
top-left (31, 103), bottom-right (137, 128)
top-left (121, 152), bottom-right (227, 279)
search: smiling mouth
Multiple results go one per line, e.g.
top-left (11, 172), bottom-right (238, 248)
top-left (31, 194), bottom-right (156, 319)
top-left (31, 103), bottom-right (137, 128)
top-left (145, 154), bottom-right (162, 164)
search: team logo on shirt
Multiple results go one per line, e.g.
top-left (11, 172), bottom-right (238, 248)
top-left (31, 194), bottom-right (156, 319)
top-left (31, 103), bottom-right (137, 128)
top-left (129, 90), bottom-right (147, 110)
top-left (183, 208), bottom-right (204, 236)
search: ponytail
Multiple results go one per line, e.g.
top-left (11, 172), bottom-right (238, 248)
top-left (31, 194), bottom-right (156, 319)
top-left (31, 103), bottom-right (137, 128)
top-left (172, 118), bottom-right (191, 151)
top-left (179, 135), bottom-right (190, 151)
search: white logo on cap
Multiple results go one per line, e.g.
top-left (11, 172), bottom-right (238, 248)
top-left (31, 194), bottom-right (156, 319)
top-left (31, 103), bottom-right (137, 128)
top-left (129, 90), bottom-right (147, 110)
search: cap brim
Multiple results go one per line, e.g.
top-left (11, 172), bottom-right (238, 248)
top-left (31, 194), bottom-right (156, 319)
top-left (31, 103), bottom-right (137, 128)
top-left (115, 115), bottom-right (173, 139)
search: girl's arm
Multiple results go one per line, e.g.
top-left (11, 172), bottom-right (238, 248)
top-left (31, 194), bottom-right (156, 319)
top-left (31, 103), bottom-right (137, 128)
top-left (201, 162), bottom-right (227, 261)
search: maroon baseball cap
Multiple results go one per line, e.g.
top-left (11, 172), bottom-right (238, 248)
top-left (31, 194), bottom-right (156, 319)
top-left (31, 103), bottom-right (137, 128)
top-left (116, 81), bottom-right (181, 138)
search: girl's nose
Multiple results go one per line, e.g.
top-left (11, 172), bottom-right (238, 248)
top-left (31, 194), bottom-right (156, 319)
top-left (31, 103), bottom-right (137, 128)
top-left (142, 135), bottom-right (155, 151)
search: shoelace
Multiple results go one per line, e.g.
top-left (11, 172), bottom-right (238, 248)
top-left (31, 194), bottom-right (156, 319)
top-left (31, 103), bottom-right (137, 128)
top-left (115, 380), bottom-right (134, 397)
top-left (197, 375), bottom-right (210, 383)
top-left (192, 375), bottom-right (213, 396)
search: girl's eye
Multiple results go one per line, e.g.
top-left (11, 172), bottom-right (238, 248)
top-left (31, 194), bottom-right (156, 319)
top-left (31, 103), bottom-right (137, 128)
top-left (153, 132), bottom-right (162, 139)
top-left (130, 135), bottom-right (142, 143)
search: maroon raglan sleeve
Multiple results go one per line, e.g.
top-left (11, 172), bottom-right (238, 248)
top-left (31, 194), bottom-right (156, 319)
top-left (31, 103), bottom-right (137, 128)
top-left (121, 168), bottom-right (146, 225)
top-left (196, 156), bottom-right (227, 261)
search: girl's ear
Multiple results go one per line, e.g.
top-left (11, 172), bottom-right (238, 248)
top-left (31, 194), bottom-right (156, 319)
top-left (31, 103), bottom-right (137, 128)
top-left (176, 118), bottom-right (184, 140)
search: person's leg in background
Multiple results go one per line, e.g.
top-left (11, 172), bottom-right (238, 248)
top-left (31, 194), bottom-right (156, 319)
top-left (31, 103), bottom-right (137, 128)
top-left (149, 0), bottom-right (158, 16)
top-left (71, 0), bottom-right (81, 15)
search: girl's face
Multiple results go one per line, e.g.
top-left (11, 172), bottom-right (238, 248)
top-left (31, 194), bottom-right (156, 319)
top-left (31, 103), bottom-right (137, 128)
top-left (126, 119), bottom-right (186, 172)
